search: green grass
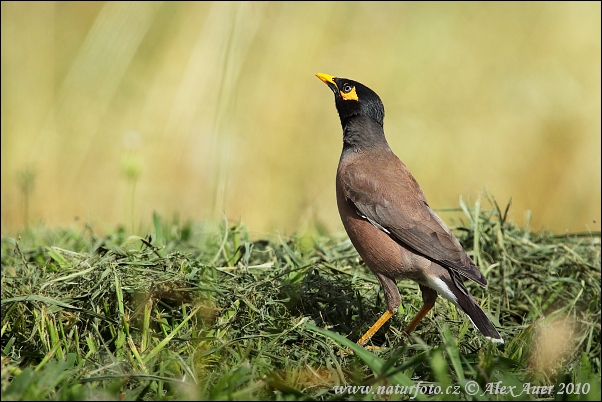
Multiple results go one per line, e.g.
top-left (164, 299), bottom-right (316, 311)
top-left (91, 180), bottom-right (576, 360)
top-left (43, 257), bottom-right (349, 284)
top-left (1, 197), bottom-right (600, 400)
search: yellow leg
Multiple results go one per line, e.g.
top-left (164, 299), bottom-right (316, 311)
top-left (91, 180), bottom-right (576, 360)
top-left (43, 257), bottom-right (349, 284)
top-left (404, 302), bottom-right (434, 334)
top-left (357, 310), bottom-right (394, 346)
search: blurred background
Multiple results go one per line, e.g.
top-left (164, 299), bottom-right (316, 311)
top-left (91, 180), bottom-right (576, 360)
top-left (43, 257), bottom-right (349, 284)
top-left (2, 2), bottom-right (600, 237)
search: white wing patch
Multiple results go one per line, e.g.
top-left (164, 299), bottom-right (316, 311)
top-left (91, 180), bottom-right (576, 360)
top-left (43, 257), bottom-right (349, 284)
top-left (356, 209), bottom-right (391, 234)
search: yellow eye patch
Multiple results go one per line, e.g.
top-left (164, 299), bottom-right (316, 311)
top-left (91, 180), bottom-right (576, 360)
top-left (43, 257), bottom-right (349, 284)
top-left (340, 86), bottom-right (358, 101)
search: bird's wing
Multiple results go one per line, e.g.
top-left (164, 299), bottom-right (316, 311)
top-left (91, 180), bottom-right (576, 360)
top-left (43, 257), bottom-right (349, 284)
top-left (340, 155), bottom-right (487, 286)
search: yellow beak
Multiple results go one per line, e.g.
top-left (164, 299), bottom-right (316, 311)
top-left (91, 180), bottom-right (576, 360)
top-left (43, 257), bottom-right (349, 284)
top-left (316, 73), bottom-right (336, 85)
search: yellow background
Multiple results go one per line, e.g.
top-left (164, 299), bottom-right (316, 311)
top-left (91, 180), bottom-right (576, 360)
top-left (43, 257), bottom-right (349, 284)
top-left (2, 2), bottom-right (600, 236)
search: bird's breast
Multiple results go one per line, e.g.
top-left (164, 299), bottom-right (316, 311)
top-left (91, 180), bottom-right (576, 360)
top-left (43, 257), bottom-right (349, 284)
top-left (336, 172), bottom-right (427, 282)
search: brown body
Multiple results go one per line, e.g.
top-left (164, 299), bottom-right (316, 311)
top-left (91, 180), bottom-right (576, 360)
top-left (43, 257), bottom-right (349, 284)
top-left (337, 147), bottom-right (434, 294)
top-left (317, 73), bottom-right (503, 345)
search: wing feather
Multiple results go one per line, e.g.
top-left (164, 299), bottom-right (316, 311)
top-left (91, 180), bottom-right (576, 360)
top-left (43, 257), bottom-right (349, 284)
top-left (341, 153), bottom-right (487, 286)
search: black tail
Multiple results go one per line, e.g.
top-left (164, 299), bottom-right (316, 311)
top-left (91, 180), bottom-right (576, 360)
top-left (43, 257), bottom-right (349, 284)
top-left (448, 274), bottom-right (504, 343)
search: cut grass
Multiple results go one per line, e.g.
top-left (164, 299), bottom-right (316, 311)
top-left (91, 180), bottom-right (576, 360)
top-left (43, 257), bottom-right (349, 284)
top-left (1, 196), bottom-right (600, 400)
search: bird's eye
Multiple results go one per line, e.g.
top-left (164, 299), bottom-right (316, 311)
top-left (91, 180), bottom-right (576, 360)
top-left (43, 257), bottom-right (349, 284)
top-left (342, 84), bottom-right (353, 93)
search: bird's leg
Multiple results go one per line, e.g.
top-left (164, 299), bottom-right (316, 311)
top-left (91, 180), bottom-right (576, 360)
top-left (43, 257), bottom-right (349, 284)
top-left (404, 285), bottom-right (437, 334)
top-left (403, 302), bottom-right (434, 334)
top-left (357, 272), bottom-right (401, 347)
top-left (357, 310), bottom-right (394, 346)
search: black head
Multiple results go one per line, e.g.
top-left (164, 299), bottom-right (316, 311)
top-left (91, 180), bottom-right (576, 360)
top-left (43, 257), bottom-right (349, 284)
top-left (316, 73), bottom-right (385, 129)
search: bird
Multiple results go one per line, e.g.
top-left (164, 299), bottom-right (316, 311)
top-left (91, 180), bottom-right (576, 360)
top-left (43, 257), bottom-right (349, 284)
top-left (316, 73), bottom-right (503, 346)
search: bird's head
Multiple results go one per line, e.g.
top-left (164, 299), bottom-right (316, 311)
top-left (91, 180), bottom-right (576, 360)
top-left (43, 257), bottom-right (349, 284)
top-left (316, 73), bottom-right (385, 128)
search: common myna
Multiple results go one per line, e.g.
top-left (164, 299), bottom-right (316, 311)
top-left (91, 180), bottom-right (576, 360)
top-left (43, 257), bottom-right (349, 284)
top-left (316, 73), bottom-right (503, 346)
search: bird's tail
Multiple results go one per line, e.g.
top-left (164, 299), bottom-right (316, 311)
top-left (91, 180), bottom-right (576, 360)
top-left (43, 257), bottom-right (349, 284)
top-left (446, 274), bottom-right (504, 343)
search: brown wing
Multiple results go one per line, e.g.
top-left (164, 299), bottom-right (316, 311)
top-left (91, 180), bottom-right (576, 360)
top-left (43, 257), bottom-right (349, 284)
top-left (340, 151), bottom-right (487, 286)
